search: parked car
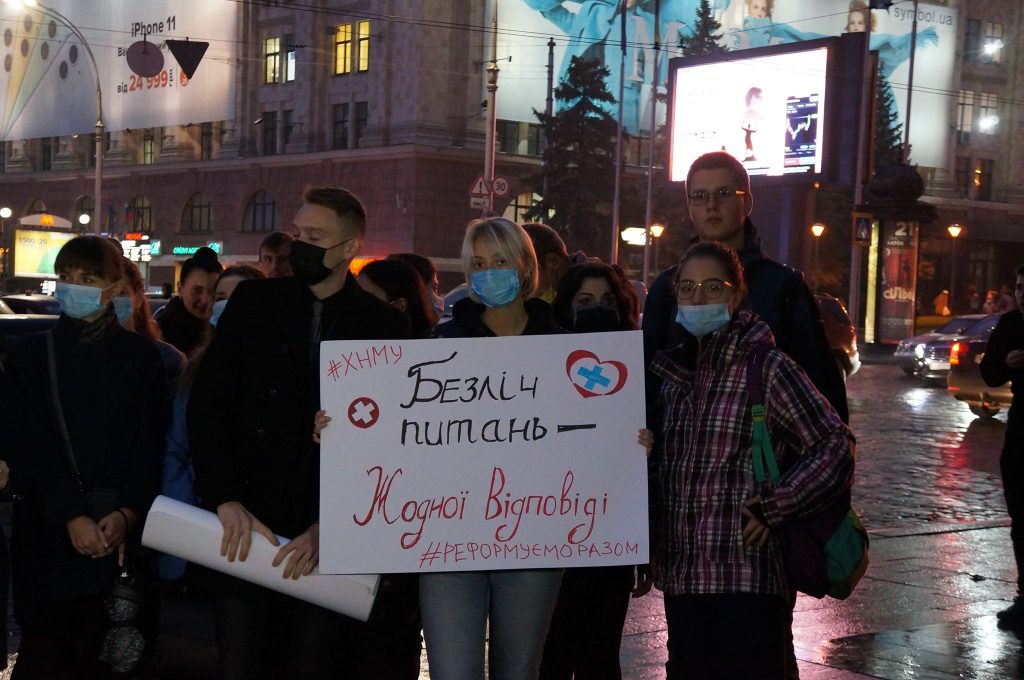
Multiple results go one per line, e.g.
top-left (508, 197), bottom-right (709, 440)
top-left (919, 314), bottom-right (1001, 382)
top-left (893, 314), bottom-right (986, 377)
top-left (814, 292), bottom-right (860, 379)
top-left (2, 293), bottom-right (61, 315)
top-left (947, 315), bottom-right (1013, 417)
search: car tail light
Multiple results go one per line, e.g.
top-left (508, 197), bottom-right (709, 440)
top-left (950, 342), bottom-right (961, 365)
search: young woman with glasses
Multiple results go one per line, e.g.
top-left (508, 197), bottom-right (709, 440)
top-left (646, 241), bottom-right (854, 679)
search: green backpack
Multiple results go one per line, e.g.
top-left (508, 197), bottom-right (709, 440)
top-left (747, 348), bottom-right (868, 600)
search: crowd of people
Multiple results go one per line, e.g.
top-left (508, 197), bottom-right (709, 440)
top-left (0, 151), bottom-right (856, 679)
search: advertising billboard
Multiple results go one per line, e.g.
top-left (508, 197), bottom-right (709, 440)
top-left (668, 45), bottom-right (829, 179)
top-left (497, 0), bottom-right (955, 168)
top-left (13, 228), bottom-right (75, 278)
top-left (0, 0), bottom-right (235, 140)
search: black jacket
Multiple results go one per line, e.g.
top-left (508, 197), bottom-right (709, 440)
top-left (156, 295), bottom-right (210, 357)
top-left (642, 219), bottom-right (849, 423)
top-left (188, 274), bottom-right (411, 538)
top-left (434, 297), bottom-right (559, 339)
top-left (980, 310), bottom-right (1024, 403)
top-left (5, 311), bottom-right (169, 607)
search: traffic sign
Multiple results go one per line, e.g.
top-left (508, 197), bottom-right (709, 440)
top-left (469, 174), bottom-right (489, 198)
top-left (492, 176), bottom-right (510, 197)
top-left (852, 212), bottom-right (872, 246)
top-left (470, 196), bottom-right (488, 209)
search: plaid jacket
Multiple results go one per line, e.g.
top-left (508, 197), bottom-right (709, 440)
top-left (648, 308), bottom-right (854, 596)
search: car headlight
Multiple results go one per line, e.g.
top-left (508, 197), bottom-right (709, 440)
top-left (914, 343), bottom-right (925, 358)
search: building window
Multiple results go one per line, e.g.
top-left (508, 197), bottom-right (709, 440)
top-left (261, 111), bottom-right (277, 156)
top-left (526, 124), bottom-right (542, 156)
top-left (356, 20), bottom-right (370, 72)
top-left (74, 196), bottom-right (93, 228)
top-left (983, 22), bottom-right (1003, 64)
top-left (26, 198), bottom-right (46, 215)
top-left (333, 104), bottom-right (351, 150)
top-left (964, 19), bottom-right (981, 62)
top-left (977, 92), bottom-right (998, 133)
top-left (974, 159), bottom-right (993, 202)
top-left (497, 120), bottom-right (518, 154)
top-left (956, 90), bottom-right (974, 133)
top-left (200, 122), bottom-right (215, 159)
top-left (502, 192), bottom-right (541, 224)
top-left (39, 136), bottom-right (52, 171)
top-left (182, 192), bottom-right (213, 232)
top-left (354, 101), bottom-right (368, 147)
top-left (954, 156), bottom-right (970, 197)
top-left (126, 194), bottom-right (152, 231)
top-left (283, 110), bottom-right (294, 147)
top-left (284, 34), bottom-right (297, 81)
top-left (243, 190), bottom-right (277, 232)
top-left (264, 37), bottom-right (281, 84)
top-left (143, 129), bottom-right (155, 164)
top-left (335, 23), bottom-right (352, 75)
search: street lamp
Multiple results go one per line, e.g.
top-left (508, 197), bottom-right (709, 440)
top-left (810, 223), bottom-right (826, 290)
top-left (948, 223), bottom-right (963, 313)
top-left (5, 0), bottom-right (103, 234)
top-left (649, 223), bottom-right (665, 278)
top-left (78, 213), bottom-right (91, 229)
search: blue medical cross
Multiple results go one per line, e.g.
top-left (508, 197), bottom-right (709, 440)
top-left (577, 365), bottom-right (610, 391)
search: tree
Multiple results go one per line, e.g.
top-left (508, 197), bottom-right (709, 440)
top-left (873, 75), bottom-right (905, 172)
top-left (679, 0), bottom-right (728, 57)
top-left (526, 56), bottom-right (621, 255)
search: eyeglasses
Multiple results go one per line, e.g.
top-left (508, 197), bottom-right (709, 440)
top-left (687, 187), bottom-right (746, 206)
top-left (674, 278), bottom-right (735, 301)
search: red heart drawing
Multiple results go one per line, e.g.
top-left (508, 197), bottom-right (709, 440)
top-left (565, 350), bottom-right (628, 398)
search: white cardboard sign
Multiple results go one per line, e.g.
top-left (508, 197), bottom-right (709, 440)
top-left (319, 332), bottom-right (649, 574)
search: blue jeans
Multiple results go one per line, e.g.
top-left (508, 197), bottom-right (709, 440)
top-left (420, 569), bottom-right (562, 680)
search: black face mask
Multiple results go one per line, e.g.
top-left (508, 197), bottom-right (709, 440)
top-left (572, 303), bottom-right (621, 333)
top-left (289, 239), bottom-right (350, 286)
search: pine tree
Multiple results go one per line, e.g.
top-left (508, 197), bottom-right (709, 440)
top-left (679, 0), bottom-right (728, 57)
top-left (527, 56), bottom-right (621, 254)
top-left (874, 75), bottom-right (905, 171)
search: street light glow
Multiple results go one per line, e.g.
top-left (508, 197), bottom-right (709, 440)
top-left (979, 115), bottom-right (999, 132)
top-left (0, 207), bottom-right (11, 219)
top-left (984, 39), bottom-right (1004, 55)
top-left (650, 224), bottom-right (665, 239)
top-left (810, 223), bottom-right (826, 238)
top-left (78, 213), bottom-right (91, 226)
top-left (947, 224), bottom-right (963, 239)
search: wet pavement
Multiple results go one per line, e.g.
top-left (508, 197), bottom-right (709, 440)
top-left (4, 352), bottom-right (1024, 679)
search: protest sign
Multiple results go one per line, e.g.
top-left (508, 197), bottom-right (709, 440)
top-left (319, 332), bottom-right (648, 574)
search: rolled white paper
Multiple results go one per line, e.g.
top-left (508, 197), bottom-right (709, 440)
top-left (142, 495), bottom-right (380, 621)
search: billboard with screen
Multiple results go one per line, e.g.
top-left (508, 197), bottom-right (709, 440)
top-left (496, 0), bottom-right (956, 168)
top-left (0, 0), bottom-right (235, 140)
top-left (668, 45), bottom-right (829, 179)
top-left (14, 229), bottom-right (75, 278)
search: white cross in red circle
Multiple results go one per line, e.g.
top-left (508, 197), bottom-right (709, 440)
top-left (347, 397), bottom-right (379, 429)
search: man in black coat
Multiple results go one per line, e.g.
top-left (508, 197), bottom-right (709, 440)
top-left (188, 187), bottom-right (417, 678)
top-left (642, 151), bottom-right (848, 423)
top-left (981, 265), bottom-right (1024, 630)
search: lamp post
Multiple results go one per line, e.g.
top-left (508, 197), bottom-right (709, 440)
top-left (650, 223), bottom-right (665, 279)
top-left (810, 223), bottom-right (826, 290)
top-left (947, 223), bottom-right (963, 313)
top-left (6, 0), bottom-right (103, 233)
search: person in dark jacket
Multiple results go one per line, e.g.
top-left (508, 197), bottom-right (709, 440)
top-left (419, 216), bottom-right (564, 680)
top-left (980, 264), bottom-right (1024, 629)
top-left (156, 247), bottom-right (222, 356)
top-left (540, 262), bottom-right (651, 680)
top-left (642, 151), bottom-right (848, 424)
top-left (188, 187), bottom-right (419, 679)
top-left (5, 235), bottom-right (170, 679)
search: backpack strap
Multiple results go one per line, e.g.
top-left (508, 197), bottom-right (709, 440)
top-left (746, 347), bottom-right (780, 485)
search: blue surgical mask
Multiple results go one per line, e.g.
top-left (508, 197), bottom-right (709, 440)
top-left (210, 299), bottom-right (229, 327)
top-left (470, 268), bottom-right (521, 308)
top-left (675, 303), bottom-right (731, 339)
top-left (112, 296), bottom-right (134, 326)
top-left (431, 291), bottom-right (445, 317)
top-left (55, 282), bottom-right (110, 320)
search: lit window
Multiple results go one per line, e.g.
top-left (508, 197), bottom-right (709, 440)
top-left (264, 37), bottom-right (280, 84)
top-left (977, 93), bottom-right (999, 133)
top-left (956, 90), bottom-right (974, 133)
top-left (983, 22), bottom-right (1003, 64)
top-left (357, 20), bottom-right (370, 72)
top-left (335, 24), bottom-right (352, 75)
top-left (142, 129), bottom-right (155, 164)
top-left (285, 34), bottom-right (296, 82)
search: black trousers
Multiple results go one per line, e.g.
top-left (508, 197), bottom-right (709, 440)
top-left (13, 596), bottom-right (113, 680)
top-left (663, 592), bottom-right (789, 680)
top-left (216, 577), bottom-right (421, 680)
top-left (538, 565), bottom-right (634, 680)
top-left (1001, 409), bottom-right (1024, 594)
